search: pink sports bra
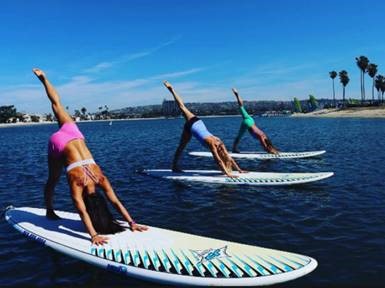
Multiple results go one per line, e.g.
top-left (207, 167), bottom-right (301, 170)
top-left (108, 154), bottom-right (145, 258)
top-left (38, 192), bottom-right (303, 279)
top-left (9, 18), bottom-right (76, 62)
top-left (48, 122), bottom-right (85, 158)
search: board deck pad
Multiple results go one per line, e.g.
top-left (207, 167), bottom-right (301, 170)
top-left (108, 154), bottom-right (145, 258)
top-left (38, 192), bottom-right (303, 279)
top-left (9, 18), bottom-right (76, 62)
top-left (5, 207), bottom-right (317, 286)
top-left (189, 150), bottom-right (326, 160)
top-left (143, 169), bottom-right (334, 186)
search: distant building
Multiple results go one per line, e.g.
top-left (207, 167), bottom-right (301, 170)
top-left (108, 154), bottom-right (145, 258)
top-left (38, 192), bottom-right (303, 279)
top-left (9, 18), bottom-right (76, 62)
top-left (261, 110), bottom-right (292, 117)
top-left (22, 114), bottom-right (31, 122)
top-left (21, 113), bottom-right (45, 122)
top-left (6, 117), bottom-right (19, 123)
top-left (162, 99), bottom-right (180, 117)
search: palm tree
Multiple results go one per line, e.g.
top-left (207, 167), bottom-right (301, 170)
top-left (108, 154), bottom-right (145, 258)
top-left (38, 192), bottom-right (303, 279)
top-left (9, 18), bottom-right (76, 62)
top-left (97, 106), bottom-right (103, 120)
top-left (293, 97), bottom-right (302, 113)
top-left (80, 107), bottom-right (87, 120)
top-left (339, 70), bottom-right (350, 107)
top-left (374, 75), bottom-right (384, 103)
top-left (367, 63), bottom-right (378, 103)
top-left (329, 71), bottom-right (337, 107)
top-left (45, 113), bottom-right (53, 122)
top-left (104, 105), bottom-right (109, 117)
top-left (380, 77), bottom-right (385, 103)
top-left (355, 56), bottom-right (369, 103)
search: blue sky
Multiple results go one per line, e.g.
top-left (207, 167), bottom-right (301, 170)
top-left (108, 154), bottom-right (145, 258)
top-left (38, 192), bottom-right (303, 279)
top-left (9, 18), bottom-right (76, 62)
top-left (1, 0), bottom-right (385, 113)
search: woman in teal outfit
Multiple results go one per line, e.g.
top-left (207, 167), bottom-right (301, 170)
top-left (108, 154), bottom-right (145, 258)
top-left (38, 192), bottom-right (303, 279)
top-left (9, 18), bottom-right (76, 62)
top-left (232, 88), bottom-right (278, 154)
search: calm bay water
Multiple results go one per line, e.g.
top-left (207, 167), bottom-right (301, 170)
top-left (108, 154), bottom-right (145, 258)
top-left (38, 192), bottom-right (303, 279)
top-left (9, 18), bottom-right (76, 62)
top-left (0, 117), bottom-right (384, 287)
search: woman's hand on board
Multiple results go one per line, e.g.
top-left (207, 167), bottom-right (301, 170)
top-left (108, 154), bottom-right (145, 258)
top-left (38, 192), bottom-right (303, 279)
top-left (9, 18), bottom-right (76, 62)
top-left (91, 234), bottom-right (109, 245)
top-left (130, 222), bottom-right (148, 232)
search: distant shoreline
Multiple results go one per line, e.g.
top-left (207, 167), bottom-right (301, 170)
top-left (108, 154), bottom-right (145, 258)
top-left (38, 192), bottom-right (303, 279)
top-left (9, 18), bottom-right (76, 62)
top-left (291, 106), bottom-right (385, 118)
top-left (2, 108), bottom-right (385, 129)
top-left (0, 115), bottom-right (242, 129)
top-left (0, 121), bottom-right (56, 128)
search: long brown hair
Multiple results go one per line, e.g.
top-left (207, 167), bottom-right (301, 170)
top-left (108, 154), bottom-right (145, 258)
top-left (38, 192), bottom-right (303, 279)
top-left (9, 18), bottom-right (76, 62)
top-left (67, 164), bottom-right (124, 234)
top-left (216, 141), bottom-right (233, 172)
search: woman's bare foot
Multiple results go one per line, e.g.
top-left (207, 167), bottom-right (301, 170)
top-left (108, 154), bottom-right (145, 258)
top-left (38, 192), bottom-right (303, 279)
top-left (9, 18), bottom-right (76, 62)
top-left (163, 80), bottom-right (173, 91)
top-left (232, 88), bottom-right (243, 106)
top-left (46, 209), bottom-right (61, 220)
top-left (172, 166), bottom-right (183, 173)
top-left (32, 68), bottom-right (46, 81)
top-left (232, 147), bottom-right (241, 153)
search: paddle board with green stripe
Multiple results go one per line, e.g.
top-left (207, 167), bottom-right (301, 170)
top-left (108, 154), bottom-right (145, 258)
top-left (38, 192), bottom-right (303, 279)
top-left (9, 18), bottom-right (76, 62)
top-left (5, 207), bottom-right (317, 286)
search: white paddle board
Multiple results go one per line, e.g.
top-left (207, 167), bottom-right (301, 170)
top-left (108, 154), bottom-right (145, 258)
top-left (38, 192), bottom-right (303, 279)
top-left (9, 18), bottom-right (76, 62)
top-left (142, 169), bottom-right (333, 186)
top-left (5, 207), bottom-right (317, 286)
top-left (189, 150), bottom-right (326, 160)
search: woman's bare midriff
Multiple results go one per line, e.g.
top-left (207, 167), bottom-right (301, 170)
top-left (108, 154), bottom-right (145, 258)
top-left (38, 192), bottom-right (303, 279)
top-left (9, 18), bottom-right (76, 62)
top-left (64, 139), bottom-right (94, 165)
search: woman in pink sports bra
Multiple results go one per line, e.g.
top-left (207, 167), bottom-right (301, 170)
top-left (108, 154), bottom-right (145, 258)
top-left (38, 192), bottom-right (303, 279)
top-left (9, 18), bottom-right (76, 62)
top-left (33, 68), bottom-right (147, 245)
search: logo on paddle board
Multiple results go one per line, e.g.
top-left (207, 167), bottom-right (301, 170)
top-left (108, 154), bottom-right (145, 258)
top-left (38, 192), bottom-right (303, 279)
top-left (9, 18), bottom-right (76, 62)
top-left (106, 264), bottom-right (127, 275)
top-left (191, 246), bottom-right (230, 263)
top-left (22, 231), bottom-right (46, 245)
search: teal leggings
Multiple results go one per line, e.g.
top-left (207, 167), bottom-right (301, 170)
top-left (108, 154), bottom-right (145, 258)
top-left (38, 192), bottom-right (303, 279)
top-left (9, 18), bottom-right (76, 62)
top-left (236, 106), bottom-right (255, 139)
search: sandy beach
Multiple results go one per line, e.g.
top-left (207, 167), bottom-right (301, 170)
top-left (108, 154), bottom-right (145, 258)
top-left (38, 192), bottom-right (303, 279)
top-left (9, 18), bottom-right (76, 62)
top-left (292, 106), bottom-right (385, 118)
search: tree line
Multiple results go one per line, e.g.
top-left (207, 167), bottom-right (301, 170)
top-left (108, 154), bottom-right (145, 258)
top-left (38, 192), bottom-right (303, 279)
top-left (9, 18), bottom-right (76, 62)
top-left (0, 105), bottom-right (108, 123)
top-left (329, 55), bottom-right (385, 107)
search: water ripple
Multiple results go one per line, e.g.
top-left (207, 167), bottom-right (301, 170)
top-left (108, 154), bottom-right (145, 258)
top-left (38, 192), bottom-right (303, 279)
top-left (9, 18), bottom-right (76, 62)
top-left (1, 118), bottom-right (385, 287)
